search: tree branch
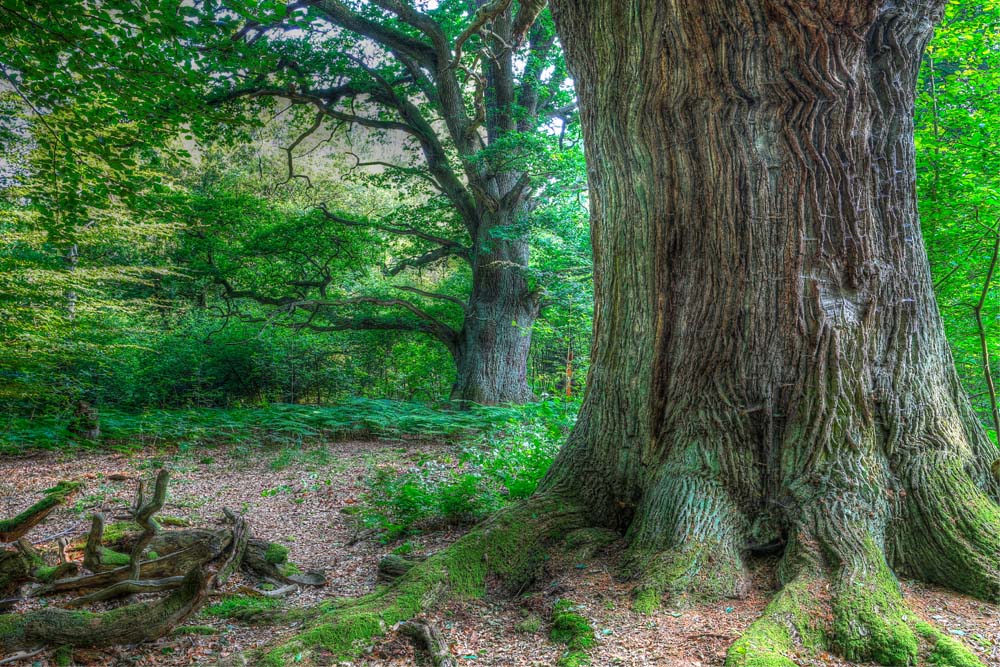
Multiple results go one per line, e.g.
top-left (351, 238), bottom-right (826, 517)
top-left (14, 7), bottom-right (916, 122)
top-left (386, 246), bottom-right (460, 276)
top-left (392, 285), bottom-right (468, 311)
top-left (308, 0), bottom-right (438, 67)
top-left (318, 204), bottom-right (470, 258)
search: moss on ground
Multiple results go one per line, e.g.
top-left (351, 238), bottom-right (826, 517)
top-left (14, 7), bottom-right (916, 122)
top-left (265, 543), bottom-right (290, 565)
top-left (257, 495), bottom-right (586, 666)
top-left (204, 596), bottom-right (282, 621)
top-left (550, 599), bottom-right (594, 667)
top-left (279, 561), bottom-right (302, 577)
top-left (52, 645), bottom-right (73, 666)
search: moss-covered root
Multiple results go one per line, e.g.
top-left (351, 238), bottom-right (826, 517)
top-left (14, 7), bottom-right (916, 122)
top-left (830, 543), bottom-right (918, 665)
top-left (0, 480), bottom-right (83, 542)
top-left (623, 471), bottom-right (749, 613)
top-left (628, 539), bottom-right (748, 614)
top-left (259, 494), bottom-right (588, 666)
top-left (726, 566), bottom-right (988, 667)
top-left (725, 575), bottom-right (827, 667)
top-left (914, 621), bottom-right (987, 667)
top-left (890, 459), bottom-right (1000, 602)
top-left (0, 567), bottom-right (207, 654)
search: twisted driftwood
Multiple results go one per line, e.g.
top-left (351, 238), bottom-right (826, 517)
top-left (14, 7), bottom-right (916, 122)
top-left (0, 471), bottom-right (325, 657)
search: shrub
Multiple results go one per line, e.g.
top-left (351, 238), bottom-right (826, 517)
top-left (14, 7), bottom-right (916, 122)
top-left (358, 399), bottom-right (576, 540)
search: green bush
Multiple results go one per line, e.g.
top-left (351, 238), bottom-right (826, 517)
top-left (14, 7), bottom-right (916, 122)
top-left (358, 400), bottom-right (576, 540)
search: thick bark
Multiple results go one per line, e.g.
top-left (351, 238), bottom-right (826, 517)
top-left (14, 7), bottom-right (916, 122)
top-left (451, 227), bottom-right (539, 405)
top-left (245, 3), bottom-right (998, 665)
top-left (538, 0), bottom-right (1000, 661)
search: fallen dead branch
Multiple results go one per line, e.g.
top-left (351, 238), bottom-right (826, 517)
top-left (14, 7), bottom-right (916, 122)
top-left (0, 472), bottom-right (326, 657)
top-left (400, 619), bottom-right (458, 667)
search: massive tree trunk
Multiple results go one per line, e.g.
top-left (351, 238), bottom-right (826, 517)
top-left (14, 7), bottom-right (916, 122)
top-left (256, 2), bottom-right (999, 665)
top-left (535, 0), bottom-right (1000, 663)
top-left (451, 221), bottom-right (539, 405)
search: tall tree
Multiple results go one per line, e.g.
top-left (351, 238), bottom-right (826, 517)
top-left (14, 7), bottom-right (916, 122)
top-left (0, 0), bottom-right (580, 405)
top-left (260, 2), bottom-right (1000, 666)
top-left (209, 1), bottom-right (578, 405)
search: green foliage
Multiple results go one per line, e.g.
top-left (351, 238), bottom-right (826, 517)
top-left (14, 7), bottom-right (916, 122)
top-left (917, 3), bottom-right (1000, 434)
top-left (358, 400), bottom-right (577, 540)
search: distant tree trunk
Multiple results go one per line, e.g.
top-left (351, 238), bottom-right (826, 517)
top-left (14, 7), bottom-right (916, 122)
top-left (537, 0), bottom-right (999, 661)
top-left (451, 230), bottom-right (538, 405)
top-left (68, 400), bottom-right (100, 441)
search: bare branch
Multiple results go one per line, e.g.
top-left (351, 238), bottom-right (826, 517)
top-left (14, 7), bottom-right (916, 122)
top-left (279, 111), bottom-right (324, 187)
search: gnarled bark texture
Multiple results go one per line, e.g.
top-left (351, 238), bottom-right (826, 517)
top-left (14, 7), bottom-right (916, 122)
top-left (247, 3), bottom-right (999, 665)
top-left (538, 0), bottom-right (1000, 663)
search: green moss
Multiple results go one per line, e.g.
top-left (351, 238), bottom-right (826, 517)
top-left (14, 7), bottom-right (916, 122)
top-left (52, 645), bottom-right (73, 667)
top-left (279, 561), bottom-right (303, 577)
top-left (726, 577), bottom-right (825, 667)
top-left (562, 527), bottom-right (619, 561)
top-left (915, 622), bottom-right (986, 667)
top-left (0, 481), bottom-right (82, 536)
top-left (626, 539), bottom-right (745, 610)
top-left (158, 515), bottom-right (190, 527)
top-left (632, 587), bottom-right (660, 615)
top-left (550, 600), bottom-right (594, 667)
top-left (832, 543), bottom-right (917, 665)
top-left (101, 521), bottom-right (139, 544)
top-left (0, 613), bottom-right (25, 645)
top-left (204, 595), bottom-right (281, 620)
top-left (264, 543), bottom-right (290, 565)
top-left (261, 496), bottom-right (587, 664)
top-left (32, 565), bottom-right (62, 582)
top-left (550, 600), bottom-right (594, 649)
top-left (99, 547), bottom-right (132, 566)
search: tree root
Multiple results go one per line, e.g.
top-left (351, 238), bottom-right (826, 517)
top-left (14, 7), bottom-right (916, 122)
top-left (399, 619), bottom-right (457, 667)
top-left (725, 553), bottom-right (987, 667)
top-left (627, 539), bottom-right (748, 614)
top-left (256, 494), bottom-right (589, 666)
top-left (889, 458), bottom-right (1000, 602)
top-left (64, 575), bottom-right (187, 607)
top-left (0, 474), bottom-right (325, 659)
top-left (622, 470), bottom-right (750, 613)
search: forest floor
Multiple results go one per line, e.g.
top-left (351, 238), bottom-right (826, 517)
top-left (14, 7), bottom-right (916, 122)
top-left (0, 438), bottom-right (997, 667)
